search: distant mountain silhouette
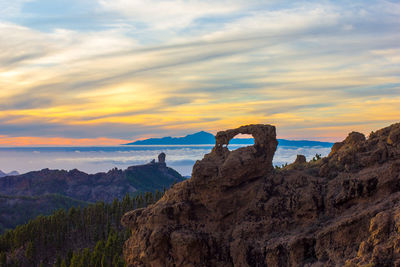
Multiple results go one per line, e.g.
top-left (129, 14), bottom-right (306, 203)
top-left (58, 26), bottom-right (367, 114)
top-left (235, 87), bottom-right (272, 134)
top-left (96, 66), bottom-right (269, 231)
top-left (125, 131), bottom-right (334, 147)
top-left (0, 170), bottom-right (19, 178)
top-left (126, 131), bottom-right (215, 145)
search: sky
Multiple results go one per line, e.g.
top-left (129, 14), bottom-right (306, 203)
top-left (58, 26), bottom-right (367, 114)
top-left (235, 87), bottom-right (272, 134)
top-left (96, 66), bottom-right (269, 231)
top-left (0, 0), bottom-right (399, 146)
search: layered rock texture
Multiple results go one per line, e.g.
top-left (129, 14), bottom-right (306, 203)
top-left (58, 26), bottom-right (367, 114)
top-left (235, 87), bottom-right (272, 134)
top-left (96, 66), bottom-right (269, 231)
top-left (122, 123), bottom-right (400, 267)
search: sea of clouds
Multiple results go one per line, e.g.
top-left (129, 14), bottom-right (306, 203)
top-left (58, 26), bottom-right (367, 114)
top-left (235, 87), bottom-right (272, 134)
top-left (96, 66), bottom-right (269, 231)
top-left (0, 145), bottom-right (332, 176)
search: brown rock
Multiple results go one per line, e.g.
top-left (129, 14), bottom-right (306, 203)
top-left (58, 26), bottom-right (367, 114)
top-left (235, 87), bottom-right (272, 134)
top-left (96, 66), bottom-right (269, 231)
top-left (122, 122), bottom-right (400, 267)
top-left (388, 124), bottom-right (400, 146)
top-left (294, 154), bottom-right (307, 164)
top-left (192, 124), bottom-right (278, 188)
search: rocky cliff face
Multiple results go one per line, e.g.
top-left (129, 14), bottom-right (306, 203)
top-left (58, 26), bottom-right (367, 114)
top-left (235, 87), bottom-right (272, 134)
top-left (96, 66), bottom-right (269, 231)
top-left (122, 123), bottom-right (400, 267)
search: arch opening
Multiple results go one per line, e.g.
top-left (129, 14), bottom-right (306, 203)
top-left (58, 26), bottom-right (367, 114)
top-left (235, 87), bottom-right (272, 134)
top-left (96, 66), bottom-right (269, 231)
top-left (227, 133), bottom-right (255, 151)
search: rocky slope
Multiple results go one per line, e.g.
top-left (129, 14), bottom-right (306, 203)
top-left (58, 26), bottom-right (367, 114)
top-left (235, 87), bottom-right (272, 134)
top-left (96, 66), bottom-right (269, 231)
top-left (0, 153), bottom-right (183, 203)
top-left (122, 123), bottom-right (400, 267)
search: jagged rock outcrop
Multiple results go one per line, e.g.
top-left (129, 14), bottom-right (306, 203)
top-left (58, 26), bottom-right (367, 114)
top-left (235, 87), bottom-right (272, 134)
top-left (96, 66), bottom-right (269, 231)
top-left (158, 152), bottom-right (166, 164)
top-left (294, 155), bottom-right (307, 165)
top-left (122, 123), bottom-right (400, 267)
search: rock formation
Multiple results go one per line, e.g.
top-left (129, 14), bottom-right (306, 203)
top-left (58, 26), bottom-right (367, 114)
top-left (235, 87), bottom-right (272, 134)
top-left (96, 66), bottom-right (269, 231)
top-left (147, 153), bottom-right (166, 166)
top-left (122, 123), bottom-right (400, 267)
top-left (192, 124), bottom-right (277, 188)
top-left (294, 154), bottom-right (307, 164)
top-left (158, 152), bottom-right (166, 164)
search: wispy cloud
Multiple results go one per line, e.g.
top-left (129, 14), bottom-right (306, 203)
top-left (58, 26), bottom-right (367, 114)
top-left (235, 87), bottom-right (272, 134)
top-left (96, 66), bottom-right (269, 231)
top-left (0, 0), bottom-right (399, 145)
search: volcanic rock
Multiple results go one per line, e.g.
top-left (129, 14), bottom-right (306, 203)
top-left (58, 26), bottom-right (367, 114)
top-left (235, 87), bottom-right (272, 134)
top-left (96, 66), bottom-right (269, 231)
top-left (158, 152), bottom-right (166, 164)
top-left (122, 123), bottom-right (400, 267)
top-left (191, 124), bottom-right (278, 188)
top-left (294, 154), bottom-right (307, 164)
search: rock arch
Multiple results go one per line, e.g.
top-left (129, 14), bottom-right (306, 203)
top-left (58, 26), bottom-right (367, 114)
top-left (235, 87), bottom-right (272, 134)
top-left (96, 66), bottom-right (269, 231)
top-left (192, 124), bottom-right (278, 187)
top-left (214, 124), bottom-right (277, 152)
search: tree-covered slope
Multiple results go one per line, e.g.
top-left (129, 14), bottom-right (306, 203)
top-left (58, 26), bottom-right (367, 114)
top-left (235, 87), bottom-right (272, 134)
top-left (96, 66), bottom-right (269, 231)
top-left (0, 191), bottom-right (163, 267)
top-left (0, 194), bottom-right (88, 234)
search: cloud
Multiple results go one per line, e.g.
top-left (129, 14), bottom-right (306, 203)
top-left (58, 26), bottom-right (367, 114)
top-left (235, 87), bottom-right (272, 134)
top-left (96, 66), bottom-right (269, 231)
top-left (0, 117), bottom-right (166, 139)
top-left (0, 0), bottom-right (33, 18)
top-left (0, 0), bottom-right (399, 144)
top-left (163, 96), bottom-right (193, 106)
top-left (97, 0), bottom-right (243, 31)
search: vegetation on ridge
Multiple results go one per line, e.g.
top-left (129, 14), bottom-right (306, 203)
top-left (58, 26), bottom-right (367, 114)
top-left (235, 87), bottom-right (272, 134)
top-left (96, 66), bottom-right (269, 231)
top-left (0, 194), bottom-right (89, 234)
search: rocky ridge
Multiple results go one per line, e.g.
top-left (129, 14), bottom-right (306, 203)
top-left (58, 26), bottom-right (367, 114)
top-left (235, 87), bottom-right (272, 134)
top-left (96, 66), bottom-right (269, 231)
top-left (0, 153), bottom-right (183, 203)
top-left (122, 123), bottom-right (400, 267)
top-left (0, 170), bottom-right (19, 178)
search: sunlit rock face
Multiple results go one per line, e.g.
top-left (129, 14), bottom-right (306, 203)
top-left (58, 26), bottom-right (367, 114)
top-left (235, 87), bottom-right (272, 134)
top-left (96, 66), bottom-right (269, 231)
top-left (122, 123), bottom-right (400, 267)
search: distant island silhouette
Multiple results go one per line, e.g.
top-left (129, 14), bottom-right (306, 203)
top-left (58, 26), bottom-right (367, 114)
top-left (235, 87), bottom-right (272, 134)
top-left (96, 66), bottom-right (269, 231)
top-left (124, 131), bottom-right (333, 147)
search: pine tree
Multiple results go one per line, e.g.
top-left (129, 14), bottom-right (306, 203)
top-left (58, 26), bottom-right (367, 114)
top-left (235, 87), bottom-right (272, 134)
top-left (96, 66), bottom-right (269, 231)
top-left (101, 254), bottom-right (107, 267)
top-left (25, 241), bottom-right (35, 264)
top-left (0, 251), bottom-right (7, 266)
top-left (54, 255), bottom-right (62, 267)
top-left (0, 190), bottom-right (166, 266)
top-left (69, 251), bottom-right (81, 267)
top-left (79, 248), bottom-right (91, 267)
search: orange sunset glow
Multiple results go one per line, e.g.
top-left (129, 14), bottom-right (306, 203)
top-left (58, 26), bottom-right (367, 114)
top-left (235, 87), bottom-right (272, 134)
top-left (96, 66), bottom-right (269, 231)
top-left (0, 0), bottom-right (399, 146)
